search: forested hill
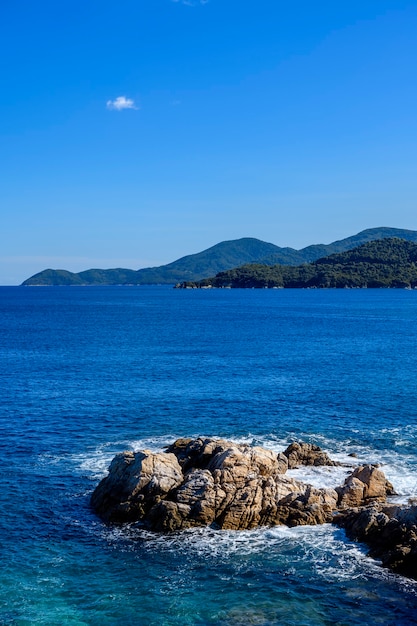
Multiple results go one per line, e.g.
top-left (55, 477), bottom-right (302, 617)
top-left (22, 238), bottom-right (282, 286)
top-left (22, 227), bottom-right (417, 285)
top-left (184, 238), bottom-right (417, 289)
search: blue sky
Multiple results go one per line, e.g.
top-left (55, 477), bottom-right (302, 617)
top-left (1, 0), bottom-right (416, 284)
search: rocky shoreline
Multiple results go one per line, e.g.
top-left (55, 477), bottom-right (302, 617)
top-left (334, 504), bottom-right (417, 579)
top-left (91, 437), bottom-right (416, 580)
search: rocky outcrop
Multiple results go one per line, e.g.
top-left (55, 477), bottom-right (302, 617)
top-left (91, 437), bottom-right (393, 533)
top-left (165, 437), bottom-right (289, 475)
top-left (334, 504), bottom-right (417, 580)
top-left (90, 450), bottom-right (183, 523)
top-left (336, 465), bottom-right (395, 508)
top-left (89, 437), bottom-right (417, 579)
top-left (283, 442), bottom-right (339, 468)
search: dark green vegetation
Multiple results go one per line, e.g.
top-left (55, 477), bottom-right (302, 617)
top-left (182, 239), bottom-right (417, 289)
top-left (22, 227), bottom-right (417, 285)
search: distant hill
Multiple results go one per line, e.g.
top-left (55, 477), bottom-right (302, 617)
top-left (186, 238), bottom-right (417, 289)
top-left (22, 227), bottom-right (417, 286)
top-left (22, 238), bottom-right (282, 286)
top-left (260, 227), bottom-right (417, 265)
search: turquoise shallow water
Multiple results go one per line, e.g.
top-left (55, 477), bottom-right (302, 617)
top-left (0, 286), bottom-right (416, 625)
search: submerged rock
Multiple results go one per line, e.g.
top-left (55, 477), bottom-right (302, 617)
top-left (91, 437), bottom-right (392, 532)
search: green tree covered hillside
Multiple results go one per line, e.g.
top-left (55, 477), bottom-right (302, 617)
top-left (185, 239), bottom-right (417, 289)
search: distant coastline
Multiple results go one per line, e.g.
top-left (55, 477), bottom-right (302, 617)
top-left (176, 238), bottom-right (417, 290)
top-left (21, 226), bottom-right (417, 286)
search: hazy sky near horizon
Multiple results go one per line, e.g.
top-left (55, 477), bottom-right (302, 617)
top-left (1, 0), bottom-right (417, 284)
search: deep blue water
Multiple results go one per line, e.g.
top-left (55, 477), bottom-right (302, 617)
top-left (0, 286), bottom-right (416, 625)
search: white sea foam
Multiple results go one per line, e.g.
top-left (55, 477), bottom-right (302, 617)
top-left (251, 433), bottom-right (417, 504)
top-left (49, 433), bottom-right (192, 480)
top-left (101, 522), bottom-right (417, 590)
top-left (287, 464), bottom-right (353, 490)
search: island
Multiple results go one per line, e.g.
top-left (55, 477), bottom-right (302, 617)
top-left (175, 238), bottom-right (417, 289)
top-left (22, 227), bottom-right (417, 286)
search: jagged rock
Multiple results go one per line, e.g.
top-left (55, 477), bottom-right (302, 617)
top-left (91, 438), bottom-right (394, 535)
top-left (148, 440), bottom-right (309, 531)
top-left (91, 438), bottom-right (342, 531)
top-left (90, 450), bottom-right (183, 523)
top-left (334, 505), bottom-right (417, 580)
top-left (165, 437), bottom-right (193, 466)
top-left (273, 486), bottom-right (339, 527)
top-left (284, 442), bottom-right (339, 468)
top-left (147, 500), bottom-right (193, 532)
top-left (336, 465), bottom-right (395, 508)
top-left (276, 452), bottom-right (289, 474)
top-left (166, 437), bottom-right (288, 476)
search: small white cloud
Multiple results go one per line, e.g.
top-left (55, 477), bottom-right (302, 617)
top-left (106, 96), bottom-right (138, 111)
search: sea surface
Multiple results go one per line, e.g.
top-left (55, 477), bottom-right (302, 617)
top-left (0, 285), bottom-right (416, 625)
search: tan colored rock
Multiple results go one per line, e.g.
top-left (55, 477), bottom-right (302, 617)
top-left (170, 449), bottom-right (296, 530)
top-left (175, 469), bottom-right (219, 526)
top-left (336, 476), bottom-right (365, 508)
top-left (352, 465), bottom-right (395, 500)
top-left (90, 450), bottom-right (183, 523)
top-left (336, 465), bottom-right (395, 508)
top-left (284, 442), bottom-right (339, 469)
top-left (164, 438), bottom-right (193, 466)
top-left (276, 452), bottom-right (289, 474)
top-left (167, 437), bottom-right (288, 476)
top-left (91, 438), bottom-right (396, 535)
top-left (208, 444), bottom-right (280, 478)
top-left (271, 486), bottom-right (339, 526)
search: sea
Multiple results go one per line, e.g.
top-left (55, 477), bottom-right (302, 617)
top-left (0, 285), bottom-right (416, 625)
